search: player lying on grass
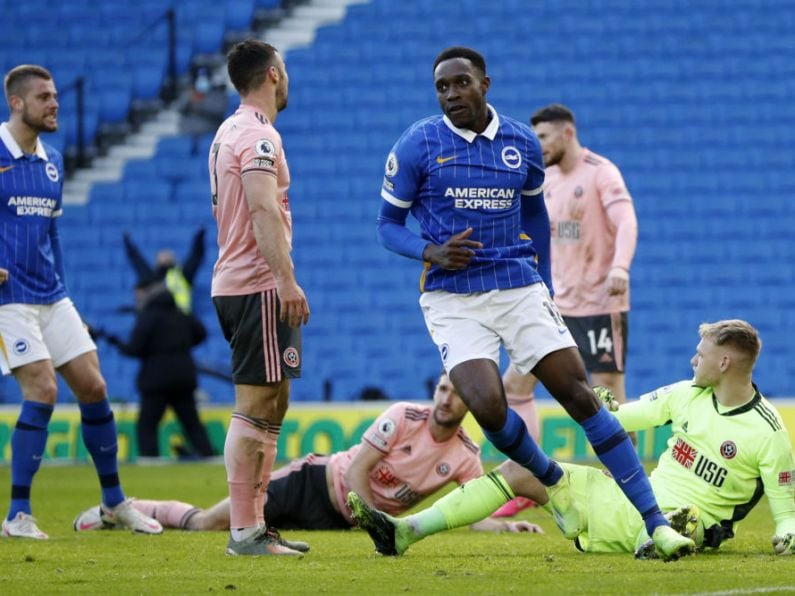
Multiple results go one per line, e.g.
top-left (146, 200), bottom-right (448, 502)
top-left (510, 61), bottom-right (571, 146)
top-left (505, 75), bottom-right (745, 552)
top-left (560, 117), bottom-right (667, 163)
top-left (73, 374), bottom-right (542, 544)
top-left (349, 320), bottom-right (795, 559)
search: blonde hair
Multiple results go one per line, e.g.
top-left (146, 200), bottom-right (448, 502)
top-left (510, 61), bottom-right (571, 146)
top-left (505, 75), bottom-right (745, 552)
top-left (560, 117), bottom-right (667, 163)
top-left (699, 319), bottom-right (762, 366)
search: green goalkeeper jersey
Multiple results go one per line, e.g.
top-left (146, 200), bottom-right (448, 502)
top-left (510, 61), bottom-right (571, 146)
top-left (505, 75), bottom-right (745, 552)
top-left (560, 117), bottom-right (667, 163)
top-left (615, 381), bottom-right (795, 544)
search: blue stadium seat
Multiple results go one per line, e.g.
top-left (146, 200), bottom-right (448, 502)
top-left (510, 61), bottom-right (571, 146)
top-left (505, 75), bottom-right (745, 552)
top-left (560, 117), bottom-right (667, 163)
top-left (225, 0), bottom-right (255, 30)
top-left (132, 65), bottom-right (165, 100)
top-left (13, 0), bottom-right (793, 403)
top-left (156, 135), bottom-right (194, 157)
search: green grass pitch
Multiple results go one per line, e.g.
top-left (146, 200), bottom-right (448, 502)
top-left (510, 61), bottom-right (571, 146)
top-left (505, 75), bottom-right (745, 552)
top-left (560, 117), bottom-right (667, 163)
top-left (0, 463), bottom-right (792, 594)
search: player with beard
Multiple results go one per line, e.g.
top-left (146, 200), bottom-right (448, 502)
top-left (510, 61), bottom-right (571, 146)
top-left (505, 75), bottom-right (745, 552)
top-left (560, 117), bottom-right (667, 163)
top-left (495, 104), bottom-right (639, 517)
top-left (0, 65), bottom-right (162, 539)
top-left (350, 320), bottom-right (795, 559)
top-left (374, 46), bottom-right (692, 560)
top-left (208, 40), bottom-right (310, 556)
top-left (73, 374), bottom-right (541, 536)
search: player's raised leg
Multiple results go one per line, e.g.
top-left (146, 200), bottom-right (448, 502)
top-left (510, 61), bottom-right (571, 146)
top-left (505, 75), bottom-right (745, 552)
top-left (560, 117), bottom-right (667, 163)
top-left (532, 349), bottom-right (693, 559)
top-left (449, 360), bottom-right (565, 488)
top-left (492, 366), bottom-right (540, 517)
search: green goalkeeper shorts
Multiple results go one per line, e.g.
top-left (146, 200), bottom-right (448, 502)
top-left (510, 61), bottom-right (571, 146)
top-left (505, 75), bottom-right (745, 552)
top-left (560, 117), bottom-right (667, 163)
top-left (560, 462), bottom-right (647, 553)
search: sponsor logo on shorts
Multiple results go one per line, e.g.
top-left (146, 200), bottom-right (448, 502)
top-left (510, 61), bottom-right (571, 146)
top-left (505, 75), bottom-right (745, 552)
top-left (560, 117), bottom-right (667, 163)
top-left (283, 347), bottom-right (300, 368)
top-left (436, 463), bottom-right (450, 476)
top-left (719, 440), bottom-right (737, 459)
top-left (440, 343), bottom-right (449, 363)
top-left (13, 339), bottom-right (29, 355)
top-left (377, 417), bottom-right (396, 438)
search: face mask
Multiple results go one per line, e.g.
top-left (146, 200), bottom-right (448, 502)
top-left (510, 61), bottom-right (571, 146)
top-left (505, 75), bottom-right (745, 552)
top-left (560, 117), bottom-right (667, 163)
top-left (195, 72), bottom-right (211, 93)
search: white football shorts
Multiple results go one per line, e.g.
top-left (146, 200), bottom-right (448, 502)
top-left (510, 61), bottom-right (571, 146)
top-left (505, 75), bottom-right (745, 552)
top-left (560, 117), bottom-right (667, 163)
top-left (0, 298), bottom-right (97, 375)
top-left (419, 282), bottom-right (577, 374)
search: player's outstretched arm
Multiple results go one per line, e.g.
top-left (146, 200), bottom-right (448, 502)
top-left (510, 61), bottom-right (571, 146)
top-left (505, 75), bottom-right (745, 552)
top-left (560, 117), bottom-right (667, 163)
top-left (593, 386), bottom-right (620, 412)
top-left (343, 442), bottom-right (385, 509)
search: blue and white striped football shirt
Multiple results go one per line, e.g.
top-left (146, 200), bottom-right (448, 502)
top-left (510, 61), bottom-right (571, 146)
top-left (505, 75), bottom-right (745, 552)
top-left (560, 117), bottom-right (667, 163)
top-left (379, 106), bottom-right (545, 293)
top-left (0, 122), bottom-right (67, 305)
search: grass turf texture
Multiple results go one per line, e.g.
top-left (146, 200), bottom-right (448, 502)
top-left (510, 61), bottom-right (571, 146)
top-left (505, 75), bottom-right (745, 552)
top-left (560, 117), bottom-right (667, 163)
top-left (0, 463), bottom-right (793, 595)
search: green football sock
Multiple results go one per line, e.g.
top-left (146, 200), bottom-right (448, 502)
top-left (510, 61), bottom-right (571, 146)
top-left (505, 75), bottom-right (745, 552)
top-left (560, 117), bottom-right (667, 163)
top-left (398, 471), bottom-right (515, 549)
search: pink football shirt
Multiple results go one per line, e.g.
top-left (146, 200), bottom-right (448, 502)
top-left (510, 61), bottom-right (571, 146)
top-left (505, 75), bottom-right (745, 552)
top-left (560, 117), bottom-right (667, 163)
top-left (209, 104), bottom-right (292, 296)
top-left (329, 402), bottom-right (483, 522)
top-left (545, 148), bottom-right (637, 316)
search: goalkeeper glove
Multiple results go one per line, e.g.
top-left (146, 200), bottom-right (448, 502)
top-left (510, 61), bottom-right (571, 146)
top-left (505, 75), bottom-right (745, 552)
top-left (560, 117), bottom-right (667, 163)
top-left (772, 533), bottom-right (795, 555)
top-left (592, 386), bottom-right (620, 412)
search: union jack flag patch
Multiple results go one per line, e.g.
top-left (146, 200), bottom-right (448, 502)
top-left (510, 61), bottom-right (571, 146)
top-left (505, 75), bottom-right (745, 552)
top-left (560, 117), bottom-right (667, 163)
top-left (672, 438), bottom-right (698, 469)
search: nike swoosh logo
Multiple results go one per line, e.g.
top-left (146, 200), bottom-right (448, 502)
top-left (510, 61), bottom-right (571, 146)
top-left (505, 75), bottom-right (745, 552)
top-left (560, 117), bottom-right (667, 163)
top-left (436, 155), bottom-right (456, 164)
top-left (0, 166), bottom-right (15, 173)
top-left (558, 328), bottom-right (567, 335)
top-left (99, 444), bottom-right (118, 452)
top-left (621, 470), bottom-right (640, 484)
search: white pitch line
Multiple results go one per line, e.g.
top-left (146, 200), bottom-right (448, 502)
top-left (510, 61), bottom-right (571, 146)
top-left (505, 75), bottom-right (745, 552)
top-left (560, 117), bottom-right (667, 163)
top-left (681, 587), bottom-right (795, 596)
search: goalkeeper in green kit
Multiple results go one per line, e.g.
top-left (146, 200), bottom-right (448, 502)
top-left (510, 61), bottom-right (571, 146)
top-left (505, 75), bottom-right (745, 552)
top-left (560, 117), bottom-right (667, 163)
top-left (349, 320), bottom-right (795, 558)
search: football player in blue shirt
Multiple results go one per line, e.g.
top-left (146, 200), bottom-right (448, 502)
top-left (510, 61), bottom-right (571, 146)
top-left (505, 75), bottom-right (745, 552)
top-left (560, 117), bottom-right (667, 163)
top-left (0, 65), bottom-right (162, 539)
top-left (375, 46), bottom-right (693, 560)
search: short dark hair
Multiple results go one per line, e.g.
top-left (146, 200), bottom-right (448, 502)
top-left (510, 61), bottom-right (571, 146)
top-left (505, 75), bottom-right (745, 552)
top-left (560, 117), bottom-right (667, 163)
top-left (4, 64), bottom-right (52, 105)
top-left (531, 103), bottom-right (576, 127)
top-left (433, 46), bottom-right (487, 76)
top-left (227, 39), bottom-right (279, 95)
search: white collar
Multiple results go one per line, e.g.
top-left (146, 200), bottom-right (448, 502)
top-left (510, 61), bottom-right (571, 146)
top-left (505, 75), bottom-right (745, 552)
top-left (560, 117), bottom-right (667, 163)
top-left (442, 104), bottom-right (500, 143)
top-left (0, 122), bottom-right (49, 160)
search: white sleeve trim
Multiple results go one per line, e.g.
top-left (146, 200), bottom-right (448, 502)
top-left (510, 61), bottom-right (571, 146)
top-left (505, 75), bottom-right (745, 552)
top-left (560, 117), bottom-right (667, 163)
top-left (521, 185), bottom-right (544, 196)
top-left (381, 188), bottom-right (413, 209)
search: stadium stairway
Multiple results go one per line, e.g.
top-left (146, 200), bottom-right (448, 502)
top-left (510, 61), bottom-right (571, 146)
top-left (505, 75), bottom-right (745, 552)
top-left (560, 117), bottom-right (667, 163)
top-left (61, 0), bottom-right (371, 206)
top-left (3, 0), bottom-right (795, 405)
